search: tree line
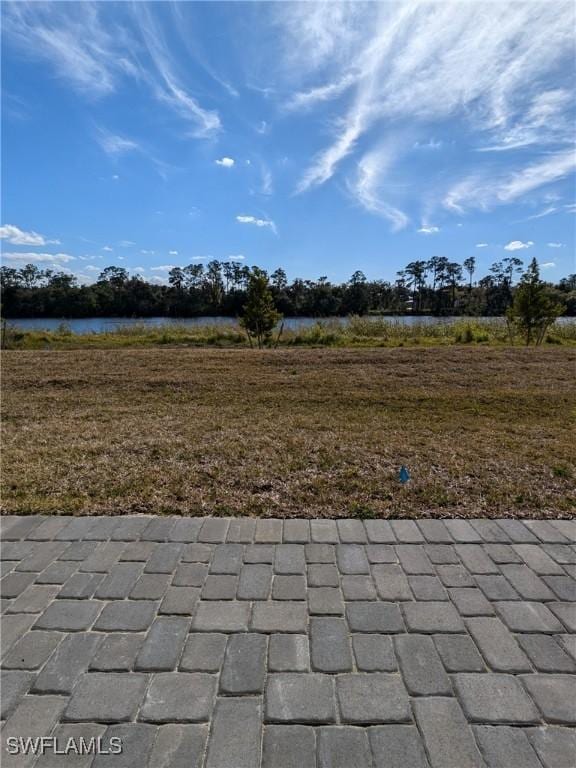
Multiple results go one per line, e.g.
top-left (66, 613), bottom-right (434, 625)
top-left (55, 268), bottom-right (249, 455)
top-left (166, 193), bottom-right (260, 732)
top-left (1, 256), bottom-right (574, 318)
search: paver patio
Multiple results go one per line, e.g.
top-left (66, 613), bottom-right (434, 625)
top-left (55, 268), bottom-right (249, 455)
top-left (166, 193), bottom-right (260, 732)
top-left (1, 515), bottom-right (575, 767)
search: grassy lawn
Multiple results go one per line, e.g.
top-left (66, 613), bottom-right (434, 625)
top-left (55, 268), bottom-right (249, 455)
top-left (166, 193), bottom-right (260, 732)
top-left (2, 346), bottom-right (574, 518)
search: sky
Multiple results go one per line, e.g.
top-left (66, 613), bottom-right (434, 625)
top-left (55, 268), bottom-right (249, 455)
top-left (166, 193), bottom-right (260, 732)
top-left (1, 0), bottom-right (575, 286)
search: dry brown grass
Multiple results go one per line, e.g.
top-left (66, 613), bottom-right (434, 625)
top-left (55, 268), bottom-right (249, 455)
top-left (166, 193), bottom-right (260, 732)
top-left (2, 347), bottom-right (574, 518)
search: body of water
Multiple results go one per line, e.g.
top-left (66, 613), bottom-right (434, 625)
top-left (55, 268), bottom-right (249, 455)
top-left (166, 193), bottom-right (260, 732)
top-left (7, 315), bottom-right (573, 334)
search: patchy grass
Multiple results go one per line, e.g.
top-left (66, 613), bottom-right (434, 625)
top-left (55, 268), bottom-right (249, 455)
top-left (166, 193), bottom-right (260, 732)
top-left (3, 317), bottom-right (576, 349)
top-left (1, 347), bottom-right (575, 518)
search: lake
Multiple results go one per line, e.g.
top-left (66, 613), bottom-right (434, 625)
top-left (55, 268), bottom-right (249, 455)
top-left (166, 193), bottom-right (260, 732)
top-left (4, 315), bottom-right (527, 334)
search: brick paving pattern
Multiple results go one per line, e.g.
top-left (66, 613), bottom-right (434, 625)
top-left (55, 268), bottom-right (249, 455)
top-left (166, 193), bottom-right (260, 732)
top-left (1, 515), bottom-right (575, 767)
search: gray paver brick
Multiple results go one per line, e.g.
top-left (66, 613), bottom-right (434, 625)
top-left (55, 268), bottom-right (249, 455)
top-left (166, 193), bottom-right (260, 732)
top-left (252, 601), bottom-right (307, 633)
top-left (90, 633), bottom-right (144, 671)
top-left (0, 670), bottom-right (34, 719)
top-left (92, 723), bottom-right (157, 768)
top-left (93, 599), bottom-right (157, 632)
top-left (7, 584), bottom-right (59, 613)
top-left (244, 544), bottom-right (275, 563)
top-left (1, 695), bottom-right (67, 768)
top-left (198, 518), bottom-right (230, 543)
top-left (110, 516), bottom-right (151, 541)
top-left (473, 726), bottom-right (542, 768)
top-left (456, 544), bottom-right (500, 574)
top-left (58, 572), bottom-right (104, 599)
top-left (255, 519), bottom-right (283, 543)
top-left (444, 519), bottom-right (483, 543)
top-left (143, 543), bottom-right (183, 573)
top-left (454, 673), bottom-right (540, 724)
top-left (337, 673), bottom-right (411, 724)
top-left (33, 631), bottom-right (102, 693)
top-left (372, 564), bottom-right (412, 600)
top-left (180, 632), bottom-right (228, 672)
top-left (500, 564), bottom-right (556, 600)
top-left (369, 725), bottom-right (430, 768)
top-left (308, 587), bottom-right (345, 615)
top-left (516, 634), bottom-right (576, 672)
top-left (542, 575), bottom-right (576, 601)
top-left (202, 574), bottom-right (239, 599)
top-left (403, 601), bottom-right (464, 633)
top-left (206, 697), bottom-right (262, 768)
top-left (426, 544), bottom-right (460, 564)
top-left (433, 634), bottom-right (485, 672)
top-left (1, 571), bottom-right (36, 598)
top-left (495, 519), bottom-right (539, 543)
top-left (390, 520), bottom-right (424, 543)
top-left (318, 726), bottom-right (372, 768)
top-left (395, 634), bottom-right (451, 695)
top-left (210, 544), bottom-right (244, 574)
top-left (227, 518), bottom-right (256, 543)
top-left (548, 602), bottom-right (576, 632)
top-left (310, 617), bottom-right (353, 672)
top-left (352, 634), bottom-right (397, 671)
top-left (194, 600), bottom-right (252, 632)
top-left (341, 575), bottom-right (377, 600)
top-left (35, 723), bottom-right (108, 768)
top-left (495, 600), bottom-right (564, 632)
top-left (262, 725), bottom-right (316, 768)
top-left (305, 543), bottom-right (335, 563)
top-left (513, 544), bottom-right (566, 574)
top-left (168, 518), bottom-right (203, 542)
top-left (417, 519), bottom-right (453, 543)
top-left (140, 672), bottom-right (216, 722)
top-left (542, 543), bottom-right (576, 563)
top-left (449, 587), bottom-right (495, 615)
top-left (79, 543), bottom-right (125, 572)
top-left (474, 574), bottom-right (519, 601)
top-left (470, 519), bottom-right (511, 543)
top-left (146, 724), bottom-right (208, 768)
top-left (159, 585), bottom-right (199, 614)
top-left (59, 541), bottom-right (97, 562)
top-left (337, 519), bottom-right (367, 543)
top-left (283, 519), bottom-right (310, 543)
top-left (119, 541), bottom-right (156, 561)
top-left (17, 541), bottom-right (66, 571)
top-left (172, 563), bottom-right (208, 587)
top-left (527, 726), bottom-right (576, 768)
top-left (274, 544), bottom-right (306, 574)
top-left (413, 697), bottom-right (486, 768)
top-left (130, 572), bottom-right (171, 600)
top-left (308, 563), bottom-right (339, 587)
top-left (237, 564), bottom-right (272, 599)
top-left (272, 574), bottom-right (306, 600)
top-left (182, 542), bottom-right (213, 562)
top-left (336, 544), bottom-right (370, 574)
top-left (310, 520), bottom-right (339, 543)
top-left (135, 616), bottom-right (190, 670)
top-left (266, 673), bottom-right (336, 723)
top-left (483, 543), bottom-right (522, 563)
top-left (33, 599), bottom-right (102, 631)
top-left (268, 634), bottom-right (310, 672)
top-left (64, 672), bottom-right (148, 722)
top-left (437, 564), bottom-right (475, 587)
top-left (28, 516), bottom-right (70, 541)
top-left (37, 561), bottom-right (78, 584)
top-left (408, 575), bottom-right (447, 601)
top-left (396, 545), bottom-right (435, 574)
top-left (525, 520), bottom-right (569, 543)
top-left (141, 517), bottom-right (175, 542)
top-left (2, 622), bottom-right (64, 669)
top-left (365, 543), bottom-right (397, 563)
top-left (347, 601), bottom-right (404, 633)
top-left (220, 633), bottom-right (268, 693)
top-left (466, 617), bottom-right (531, 672)
top-left (0, 614), bottom-right (35, 657)
top-left (364, 519), bottom-right (395, 543)
top-left (521, 675), bottom-right (576, 724)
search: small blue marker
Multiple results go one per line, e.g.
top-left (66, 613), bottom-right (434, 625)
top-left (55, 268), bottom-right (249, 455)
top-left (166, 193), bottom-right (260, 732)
top-left (399, 465), bottom-right (410, 484)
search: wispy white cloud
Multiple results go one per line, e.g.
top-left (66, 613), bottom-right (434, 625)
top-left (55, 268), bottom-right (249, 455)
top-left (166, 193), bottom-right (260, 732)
top-left (168, 250), bottom-right (178, 256)
top-left (95, 127), bottom-right (139, 156)
top-left (118, 240), bottom-right (136, 248)
top-left (215, 157), bottom-right (235, 168)
top-left (0, 224), bottom-right (59, 246)
top-left (504, 240), bottom-right (533, 251)
top-left (347, 146), bottom-right (408, 232)
top-left (102, 246), bottom-right (113, 252)
top-left (444, 151), bottom-right (576, 213)
top-left (227, 254), bottom-right (245, 261)
top-left (140, 249), bottom-right (155, 255)
top-left (547, 242), bottom-right (565, 248)
top-left (417, 226), bottom-right (439, 235)
top-left (236, 215), bottom-right (277, 235)
top-left (540, 261), bottom-right (556, 269)
top-left (150, 265), bottom-right (176, 272)
top-left (476, 243), bottom-right (489, 248)
top-left (2, 251), bottom-right (75, 263)
top-left (275, 2), bottom-right (574, 202)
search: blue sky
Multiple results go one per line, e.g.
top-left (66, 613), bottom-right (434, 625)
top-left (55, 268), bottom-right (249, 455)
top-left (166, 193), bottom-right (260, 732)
top-left (1, 1), bottom-right (575, 285)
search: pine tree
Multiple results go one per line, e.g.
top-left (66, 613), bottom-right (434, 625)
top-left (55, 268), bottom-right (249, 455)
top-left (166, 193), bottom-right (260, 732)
top-left (240, 268), bottom-right (282, 348)
top-left (507, 258), bottom-right (564, 345)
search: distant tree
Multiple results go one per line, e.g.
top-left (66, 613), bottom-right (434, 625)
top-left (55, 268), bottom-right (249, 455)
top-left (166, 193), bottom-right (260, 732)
top-left (446, 262), bottom-right (463, 309)
top-left (271, 268), bottom-right (288, 291)
top-left (507, 258), bottom-right (564, 345)
top-left (240, 268), bottom-right (282, 348)
top-left (98, 266), bottom-right (129, 287)
top-left (463, 257), bottom-right (476, 290)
